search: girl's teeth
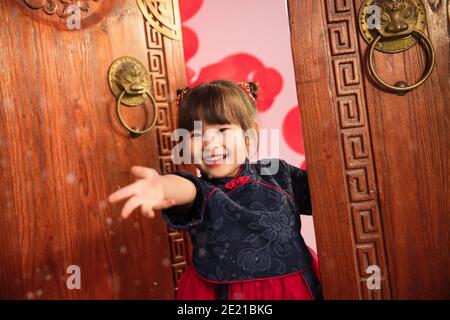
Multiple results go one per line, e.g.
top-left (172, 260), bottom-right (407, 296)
top-left (206, 154), bottom-right (226, 162)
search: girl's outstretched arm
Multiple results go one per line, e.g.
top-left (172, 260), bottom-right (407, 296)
top-left (161, 173), bottom-right (197, 206)
top-left (108, 166), bottom-right (196, 219)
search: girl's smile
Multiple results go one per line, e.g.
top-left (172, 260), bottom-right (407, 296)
top-left (204, 153), bottom-right (227, 165)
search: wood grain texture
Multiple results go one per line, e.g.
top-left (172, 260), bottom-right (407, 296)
top-left (355, 0), bottom-right (449, 299)
top-left (288, 0), bottom-right (363, 299)
top-left (0, 0), bottom-right (187, 299)
top-left (288, 0), bottom-right (449, 299)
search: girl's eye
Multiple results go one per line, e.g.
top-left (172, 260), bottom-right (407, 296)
top-left (219, 128), bottom-right (229, 133)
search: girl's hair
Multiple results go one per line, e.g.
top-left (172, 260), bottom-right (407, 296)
top-left (176, 79), bottom-right (259, 153)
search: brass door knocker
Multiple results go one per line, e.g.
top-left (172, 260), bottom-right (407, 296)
top-left (359, 0), bottom-right (435, 95)
top-left (108, 56), bottom-right (157, 136)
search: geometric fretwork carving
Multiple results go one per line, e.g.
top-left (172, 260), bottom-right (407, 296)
top-left (351, 203), bottom-right (381, 242)
top-left (142, 6), bottom-right (188, 293)
top-left (137, 0), bottom-right (182, 41)
top-left (347, 167), bottom-right (376, 202)
top-left (338, 93), bottom-right (365, 128)
top-left (342, 130), bottom-right (370, 168)
top-left (323, 0), bottom-right (391, 299)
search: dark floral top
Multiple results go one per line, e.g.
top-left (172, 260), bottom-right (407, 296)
top-left (162, 158), bottom-right (315, 284)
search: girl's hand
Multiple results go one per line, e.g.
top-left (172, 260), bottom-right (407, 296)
top-left (107, 166), bottom-right (176, 219)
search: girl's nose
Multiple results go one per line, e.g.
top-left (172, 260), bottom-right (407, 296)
top-left (202, 134), bottom-right (224, 154)
top-left (202, 129), bottom-right (221, 143)
top-left (203, 138), bottom-right (224, 152)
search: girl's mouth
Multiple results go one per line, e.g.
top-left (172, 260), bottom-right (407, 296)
top-left (204, 153), bottom-right (227, 165)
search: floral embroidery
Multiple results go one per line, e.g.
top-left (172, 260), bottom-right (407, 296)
top-left (235, 210), bottom-right (297, 274)
top-left (237, 248), bottom-right (272, 273)
top-left (259, 212), bottom-right (294, 244)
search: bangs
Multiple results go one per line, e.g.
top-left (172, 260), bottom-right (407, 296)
top-left (178, 83), bottom-right (249, 132)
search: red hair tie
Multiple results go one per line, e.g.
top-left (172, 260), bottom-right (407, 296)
top-left (237, 82), bottom-right (256, 104)
top-left (176, 87), bottom-right (190, 107)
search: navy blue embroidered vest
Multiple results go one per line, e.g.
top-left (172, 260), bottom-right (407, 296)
top-left (162, 158), bottom-right (321, 299)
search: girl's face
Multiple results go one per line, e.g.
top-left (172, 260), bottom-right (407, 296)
top-left (189, 123), bottom-right (249, 178)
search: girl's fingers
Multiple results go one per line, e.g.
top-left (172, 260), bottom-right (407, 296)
top-left (141, 200), bottom-right (175, 217)
top-left (140, 203), bottom-right (153, 218)
top-left (153, 199), bottom-right (177, 210)
top-left (131, 166), bottom-right (157, 179)
top-left (121, 196), bottom-right (141, 219)
top-left (109, 167), bottom-right (158, 203)
top-left (108, 180), bottom-right (142, 203)
top-left (146, 209), bottom-right (155, 218)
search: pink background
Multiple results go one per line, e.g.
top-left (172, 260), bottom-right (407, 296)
top-left (179, 0), bottom-right (316, 251)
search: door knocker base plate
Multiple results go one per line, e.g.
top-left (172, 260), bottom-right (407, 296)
top-left (359, 0), bottom-right (427, 53)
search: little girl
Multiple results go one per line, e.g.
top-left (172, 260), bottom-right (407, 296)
top-left (108, 80), bottom-right (322, 300)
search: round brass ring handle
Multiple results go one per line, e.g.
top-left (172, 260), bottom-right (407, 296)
top-left (368, 30), bottom-right (435, 94)
top-left (116, 90), bottom-right (157, 136)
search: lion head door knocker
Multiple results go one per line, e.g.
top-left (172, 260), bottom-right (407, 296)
top-left (359, 0), bottom-right (435, 95)
top-left (108, 57), bottom-right (157, 137)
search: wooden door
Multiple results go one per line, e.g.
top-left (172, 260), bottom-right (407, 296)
top-left (0, 0), bottom-right (190, 299)
top-left (288, 0), bottom-right (448, 299)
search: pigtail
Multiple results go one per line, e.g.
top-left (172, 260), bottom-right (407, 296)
top-left (247, 82), bottom-right (258, 100)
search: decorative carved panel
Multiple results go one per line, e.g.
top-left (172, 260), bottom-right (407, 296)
top-left (137, 0), bottom-right (182, 40)
top-left (24, 0), bottom-right (103, 18)
top-left (323, 0), bottom-right (391, 299)
top-left (141, 4), bottom-right (189, 291)
top-left (290, 0), bottom-right (449, 300)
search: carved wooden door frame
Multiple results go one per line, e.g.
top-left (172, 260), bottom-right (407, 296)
top-left (288, 0), bottom-right (448, 299)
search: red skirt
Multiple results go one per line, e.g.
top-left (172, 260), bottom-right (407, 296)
top-left (176, 249), bottom-right (320, 300)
